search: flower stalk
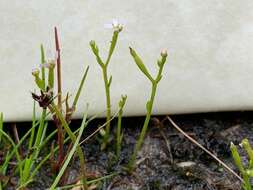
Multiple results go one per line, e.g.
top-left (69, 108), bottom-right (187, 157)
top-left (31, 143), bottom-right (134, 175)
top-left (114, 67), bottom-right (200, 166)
top-left (90, 26), bottom-right (122, 149)
top-left (127, 48), bottom-right (167, 172)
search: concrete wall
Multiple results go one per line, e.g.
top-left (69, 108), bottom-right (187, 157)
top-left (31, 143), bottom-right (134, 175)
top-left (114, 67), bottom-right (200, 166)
top-left (1, 1), bottom-right (253, 121)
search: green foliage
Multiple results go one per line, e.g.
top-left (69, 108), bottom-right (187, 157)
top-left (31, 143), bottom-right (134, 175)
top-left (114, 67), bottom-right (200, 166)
top-left (0, 22), bottom-right (169, 189)
top-left (231, 140), bottom-right (253, 190)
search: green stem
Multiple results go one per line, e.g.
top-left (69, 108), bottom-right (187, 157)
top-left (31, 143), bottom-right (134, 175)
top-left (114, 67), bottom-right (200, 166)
top-left (102, 67), bottom-right (111, 145)
top-left (116, 95), bottom-right (127, 158)
top-left (50, 111), bottom-right (88, 190)
top-left (105, 31), bottom-right (119, 66)
top-left (128, 83), bottom-right (157, 171)
top-left (116, 109), bottom-right (123, 158)
top-left (33, 109), bottom-right (47, 158)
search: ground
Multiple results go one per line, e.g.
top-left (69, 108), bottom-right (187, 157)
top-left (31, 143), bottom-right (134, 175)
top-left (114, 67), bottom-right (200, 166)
top-left (7, 112), bottom-right (253, 189)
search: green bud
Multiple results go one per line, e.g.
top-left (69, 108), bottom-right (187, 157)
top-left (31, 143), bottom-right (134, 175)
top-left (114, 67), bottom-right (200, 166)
top-left (129, 47), bottom-right (154, 82)
top-left (119, 95), bottom-right (127, 108)
top-left (160, 49), bottom-right (168, 57)
top-left (157, 49), bottom-right (168, 68)
top-left (32, 68), bottom-right (40, 77)
top-left (90, 40), bottom-right (99, 55)
top-left (32, 69), bottom-right (44, 90)
top-left (90, 40), bottom-right (104, 67)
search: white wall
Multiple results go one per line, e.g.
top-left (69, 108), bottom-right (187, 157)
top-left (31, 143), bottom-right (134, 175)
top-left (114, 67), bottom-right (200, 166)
top-left (1, 0), bottom-right (253, 121)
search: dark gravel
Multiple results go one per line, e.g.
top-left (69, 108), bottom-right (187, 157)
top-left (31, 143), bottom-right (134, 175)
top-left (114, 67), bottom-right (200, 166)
top-left (6, 111), bottom-right (253, 189)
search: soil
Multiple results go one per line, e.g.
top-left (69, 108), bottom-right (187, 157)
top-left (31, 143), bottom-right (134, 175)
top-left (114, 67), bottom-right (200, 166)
top-left (6, 111), bottom-right (253, 189)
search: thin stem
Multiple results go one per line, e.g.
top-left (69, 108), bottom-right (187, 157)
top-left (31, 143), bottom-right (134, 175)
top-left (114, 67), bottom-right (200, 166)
top-left (29, 100), bottom-right (36, 150)
top-left (102, 67), bottom-right (111, 145)
top-left (50, 112), bottom-right (88, 190)
top-left (116, 110), bottom-right (123, 158)
top-left (128, 83), bottom-right (157, 171)
top-left (90, 31), bottom-right (120, 148)
top-left (34, 109), bottom-right (47, 154)
top-left (105, 31), bottom-right (119, 66)
top-left (116, 96), bottom-right (127, 159)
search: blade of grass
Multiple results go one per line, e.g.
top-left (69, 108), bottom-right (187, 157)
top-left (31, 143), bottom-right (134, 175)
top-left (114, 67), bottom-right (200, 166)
top-left (72, 66), bottom-right (89, 109)
top-left (51, 103), bottom-right (88, 189)
top-left (28, 110), bottom-right (106, 184)
top-left (0, 128), bottom-right (22, 180)
top-left (50, 110), bottom-right (88, 189)
top-left (29, 100), bottom-right (36, 150)
top-left (1, 120), bottom-right (40, 173)
top-left (57, 172), bottom-right (117, 190)
top-left (40, 44), bottom-right (46, 91)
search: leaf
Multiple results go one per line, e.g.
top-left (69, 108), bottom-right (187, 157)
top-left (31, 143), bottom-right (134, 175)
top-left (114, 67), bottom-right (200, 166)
top-left (72, 66), bottom-right (89, 109)
top-left (40, 44), bottom-right (46, 90)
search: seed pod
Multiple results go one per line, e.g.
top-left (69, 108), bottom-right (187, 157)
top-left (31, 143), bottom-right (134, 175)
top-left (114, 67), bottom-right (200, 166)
top-left (129, 47), bottom-right (154, 82)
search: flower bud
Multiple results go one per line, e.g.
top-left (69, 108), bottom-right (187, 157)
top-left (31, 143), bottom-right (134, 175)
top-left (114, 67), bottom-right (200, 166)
top-left (161, 49), bottom-right (168, 57)
top-left (32, 68), bottom-right (40, 76)
top-left (90, 40), bottom-right (99, 55)
top-left (116, 25), bottom-right (123, 32)
top-left (48, 61), bottom-right (56, 69)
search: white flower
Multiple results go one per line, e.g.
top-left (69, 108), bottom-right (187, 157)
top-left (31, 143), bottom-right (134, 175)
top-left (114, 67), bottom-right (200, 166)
top-left (46, 49), bottom-right (59, 62)
top-left (40, 50), bottom-right (58, 69)
top-left (104, 19), bottom-right (124, 32)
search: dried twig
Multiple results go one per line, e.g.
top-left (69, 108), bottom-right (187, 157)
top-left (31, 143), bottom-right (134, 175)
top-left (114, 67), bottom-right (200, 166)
top-left (79, 111), bottom-right (118, 145)
top-left (152, 117), bottom-right (173, 164)
top-left (167, 116), bottom-right (243, 182)
top-left (11, 123), bottom-right (23, 158)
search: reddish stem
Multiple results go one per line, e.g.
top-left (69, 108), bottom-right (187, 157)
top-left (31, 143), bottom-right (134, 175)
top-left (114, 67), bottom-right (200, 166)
top-left (54, 27), bottom-right (64, 173)
top-left (54, 27), bottom-right (62, 111)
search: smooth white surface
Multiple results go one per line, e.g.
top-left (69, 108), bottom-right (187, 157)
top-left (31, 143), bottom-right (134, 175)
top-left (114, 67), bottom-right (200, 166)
top-left (1, 1), bottom-right (253, 121)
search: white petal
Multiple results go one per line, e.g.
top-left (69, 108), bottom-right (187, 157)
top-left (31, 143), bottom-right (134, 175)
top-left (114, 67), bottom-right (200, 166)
top-left (104, 23), bottom-right (113, 29)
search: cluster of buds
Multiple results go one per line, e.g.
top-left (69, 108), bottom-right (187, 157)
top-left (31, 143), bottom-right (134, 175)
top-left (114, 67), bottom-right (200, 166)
top-left (32, 46), bottom-right (57, 108)
top-left (32, 49), bottom-right (57, 91)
